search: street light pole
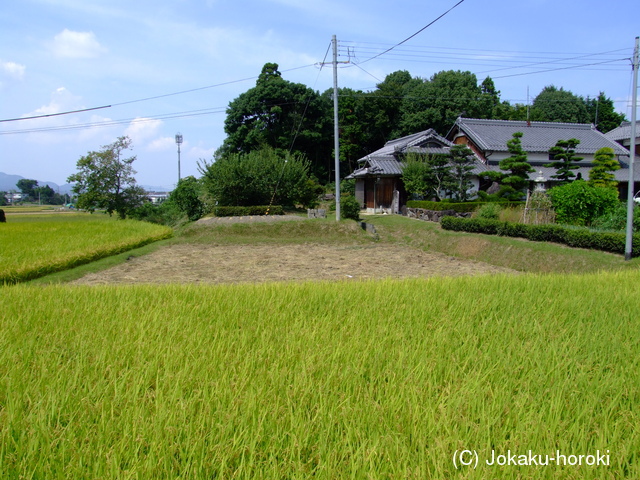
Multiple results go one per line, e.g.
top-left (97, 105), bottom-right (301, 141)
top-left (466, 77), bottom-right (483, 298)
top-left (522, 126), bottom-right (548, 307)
top-left (175, 132), bottom-right (183, 184)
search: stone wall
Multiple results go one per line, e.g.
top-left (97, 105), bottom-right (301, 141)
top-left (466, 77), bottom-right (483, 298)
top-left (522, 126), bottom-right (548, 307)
top-left (307, 209), bottom-right (327, 219)
top-left (406, 208), bottom-right (472, 223)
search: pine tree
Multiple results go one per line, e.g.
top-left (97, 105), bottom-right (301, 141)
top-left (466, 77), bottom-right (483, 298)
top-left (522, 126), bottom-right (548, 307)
top-left (588, 147), bottom-right (620, 190)
top-left (546, 139), bottom-right (583, 184)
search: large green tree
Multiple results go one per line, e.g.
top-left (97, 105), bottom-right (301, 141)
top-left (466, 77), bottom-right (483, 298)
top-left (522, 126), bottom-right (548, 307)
top-left (16, 179), bottom-right (38, 200)
top-left (67, 136), bottom-right (146, 219)
top-left (398, 70), bottom-right (489, 136)
top-left (221, 63), bottom-right (331, 180)
top-left (532, 86), bottom-right (590, 123)
top-left (586, 92), bottom-right (626, 133)
top-left (329, 87), bottom-right (375, 175)
top-left (369, 70), bottom-right (420, 141)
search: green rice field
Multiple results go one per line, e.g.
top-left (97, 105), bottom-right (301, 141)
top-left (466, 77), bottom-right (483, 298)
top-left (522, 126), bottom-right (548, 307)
top-left (0, 213), bottom-right (172, 283)
top-left (1, 271), bottom-right (639, 478)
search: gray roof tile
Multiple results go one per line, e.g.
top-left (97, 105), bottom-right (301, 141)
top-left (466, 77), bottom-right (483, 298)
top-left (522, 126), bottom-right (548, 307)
top-left (453, 118), bottom-right (629, 156)
top-left (605, 121), bottom-right (640, 142)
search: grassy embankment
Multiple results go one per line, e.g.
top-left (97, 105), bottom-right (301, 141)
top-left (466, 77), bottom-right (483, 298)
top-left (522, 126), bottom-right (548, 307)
top-left (368, 214), bottom-right (640, 274)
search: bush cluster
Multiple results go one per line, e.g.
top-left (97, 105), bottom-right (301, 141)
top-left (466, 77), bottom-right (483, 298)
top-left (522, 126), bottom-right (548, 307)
top-left (440, 216), bottom-right (640, 257)
top-left (213, 205), bottom-right (284, 217)
top-left (199, 148), bottom-right (321, 208)
top-left (129, 201), bottom-right (185, 226)
top-left (329, 195), bottom-right (361, 221)
top-left (406, 200), bottom-right (522, 213)
top-left (547, 180), bottom-right (619, 226)
top-left (591, 202), bottom-right (640, 232)
top-left (474, 203), bottom-right (503, 220)
top-left (340, 195), bottom-right (361, 221)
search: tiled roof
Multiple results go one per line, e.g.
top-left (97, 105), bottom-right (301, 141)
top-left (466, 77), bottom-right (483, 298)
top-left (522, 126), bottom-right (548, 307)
top-left (350, 128), bottom-right (489, 179)
top-left (348, 157), bottom-right (403, 178)
top-left (347, 157), bottom-right (640, 182)
top-left (452, 118), bottom-right (629, 156)
top-left (605, 121), bottom-right (640, 142)
top-left (358, 129), bottom-right (454, 160)
top-left (347, 155), bottom-right (491, 179)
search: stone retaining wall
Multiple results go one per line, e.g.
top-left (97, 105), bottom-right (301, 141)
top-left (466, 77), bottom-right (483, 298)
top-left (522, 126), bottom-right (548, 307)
top-left (406, 208), bottom-right (472, 223)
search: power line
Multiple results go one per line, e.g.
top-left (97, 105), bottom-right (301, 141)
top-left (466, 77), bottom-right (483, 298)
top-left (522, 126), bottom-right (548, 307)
top-left (288, 42), bottom-right (332, 152)
top-left (0, 107), bottom-right (227, 136)
top-left (111, 63), bottom-right (316, 108)
top-left (344, 43), bottom-right (629, 72)
top-left (492, 58), bottom-right (629, 79)
top-left (357, 0), bottom-right (466, 64)
top-left (0, 105), bottom-right (111, 123)
top-left (0, 63), bottom-right (318, 124)
top-left (0, 96), bottom-right (323, 136)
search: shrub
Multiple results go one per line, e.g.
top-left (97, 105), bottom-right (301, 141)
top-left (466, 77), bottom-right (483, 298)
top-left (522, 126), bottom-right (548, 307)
top-left (440, 216), bottom-right (640, 256)
top-left (170, 176), bottom-right (204, 221)
top-left (406, 200), bottom-right (522, 213)
top-left (340, 195), bottom-right (361, 221)
top-left (129, 201), bottom-right (184, 226)
top-left (474, 203), bottom-right (502, 220)
top-left (591, 202), bottom-right (640, 232)
top-left (213, 205), bottom-right (284, 217)
top-left (199, 148), bottom-right (318, 208)
top-left (548, 180), bottom-right (619, 226)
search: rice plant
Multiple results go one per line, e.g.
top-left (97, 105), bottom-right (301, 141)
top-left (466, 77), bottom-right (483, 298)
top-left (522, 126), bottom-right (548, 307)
top-left (0, 214), bottom-right (172, 283)
top-left (1, 272), bottom-right (638, 478)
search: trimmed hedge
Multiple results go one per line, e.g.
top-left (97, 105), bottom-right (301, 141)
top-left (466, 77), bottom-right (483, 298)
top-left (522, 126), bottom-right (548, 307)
top-left (214, 205), bottom-right (284, 217)
top-left (440, 216), bottom-right (640, 257)
top-left (406, 200), bottom-right (523, 213)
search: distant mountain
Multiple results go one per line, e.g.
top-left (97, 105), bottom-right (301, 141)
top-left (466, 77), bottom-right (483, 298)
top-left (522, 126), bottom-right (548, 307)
top-left (1, 172), bottom-right (173, 195)
top-left (0, 172), bottom-right (74, 194)
top-left (0, 172), bottom-right (23, 191)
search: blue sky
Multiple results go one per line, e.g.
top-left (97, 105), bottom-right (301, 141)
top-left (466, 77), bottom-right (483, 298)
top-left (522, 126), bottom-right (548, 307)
top-left (1, 0), bottom-right (638, 189)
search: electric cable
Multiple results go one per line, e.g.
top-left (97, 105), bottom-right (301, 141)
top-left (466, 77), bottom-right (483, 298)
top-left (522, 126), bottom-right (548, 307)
top-left (357, 0), bottom-right (466, 65)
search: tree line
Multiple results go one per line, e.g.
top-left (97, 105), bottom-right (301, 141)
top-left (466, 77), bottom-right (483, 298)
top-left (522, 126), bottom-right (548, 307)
top-left (1, 179), bottom-right (68, 206)
top-left (220, 63), bottom-right (626, 183)
top-left (63, 62), bottom-right (626, 222)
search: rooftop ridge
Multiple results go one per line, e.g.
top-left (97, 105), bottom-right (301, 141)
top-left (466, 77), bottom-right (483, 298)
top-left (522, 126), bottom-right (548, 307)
top-left (458, 117), bottom-right (594, 129)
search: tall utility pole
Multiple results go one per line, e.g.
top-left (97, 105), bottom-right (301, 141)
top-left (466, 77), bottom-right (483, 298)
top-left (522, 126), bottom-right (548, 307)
top-left (175, 132), bottom-right (183, 185)
top-left (332, 35), bottom-right (341, 221)
top-left (625, 36), bottom-right (639, 261)
top-left (320, 36), bottom-right (350, 221)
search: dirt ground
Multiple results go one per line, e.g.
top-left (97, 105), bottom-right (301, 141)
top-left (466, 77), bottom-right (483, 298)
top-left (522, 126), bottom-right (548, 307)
top-left (72, 237), bottom-right (518, 286)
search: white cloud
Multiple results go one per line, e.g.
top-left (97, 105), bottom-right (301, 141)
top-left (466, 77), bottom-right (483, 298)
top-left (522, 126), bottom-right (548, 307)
top-left (27, 87), bottom-right (83, 117)
top-left (124, 117), bottom-right (163, 147)
top-left (189, 145), bottom-right (216, 160)
top-left (50, 29), bottom-right (108, 59)
top-left (147, 136), bottom-right (176, 152)
top-left (1, 61), bottom-right (26, 80)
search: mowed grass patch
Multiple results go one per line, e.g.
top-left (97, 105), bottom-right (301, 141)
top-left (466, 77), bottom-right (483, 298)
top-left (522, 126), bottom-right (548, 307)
top-left (0, 213), bottom-right (172, 283)
top-left (1, 272), bottom-right (639, 478)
